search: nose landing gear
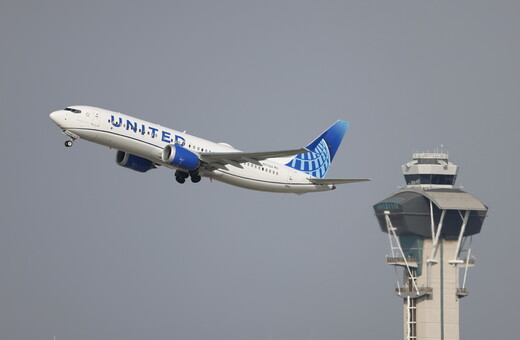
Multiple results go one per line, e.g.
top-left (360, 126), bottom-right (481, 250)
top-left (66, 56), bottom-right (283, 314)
top-left (62, 131), bottom-right (79, 148)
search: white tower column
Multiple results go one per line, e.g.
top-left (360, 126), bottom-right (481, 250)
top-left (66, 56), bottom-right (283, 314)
top-left (413, 239), bottom-right (460, 340)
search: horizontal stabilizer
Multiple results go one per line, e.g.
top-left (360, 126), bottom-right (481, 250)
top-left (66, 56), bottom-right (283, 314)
top-left (309, 178), bottom-right (372, 185)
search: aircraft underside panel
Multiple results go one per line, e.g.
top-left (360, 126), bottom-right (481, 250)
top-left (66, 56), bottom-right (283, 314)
top-left (209, 170), bottom-right (331, 194)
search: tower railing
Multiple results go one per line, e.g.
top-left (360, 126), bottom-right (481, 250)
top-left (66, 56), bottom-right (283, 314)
top-left (384, 211), bottom-right (423, 297)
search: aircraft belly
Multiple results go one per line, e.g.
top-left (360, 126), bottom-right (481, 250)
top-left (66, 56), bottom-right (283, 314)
top-left (211, 171), bottom-right (331, 194)
top-left (214, 173), bottom-right (288, 192)
top-left (69, 128), bottom-right (98, 142)
top-left (82, 129), bottom-right (162, 160)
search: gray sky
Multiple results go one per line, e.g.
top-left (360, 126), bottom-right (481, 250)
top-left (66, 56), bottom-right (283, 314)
top-left (1, 1), bottom-right (519, 339)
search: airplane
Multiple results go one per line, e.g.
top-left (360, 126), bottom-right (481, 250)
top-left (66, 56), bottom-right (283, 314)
top-left (49, 106), bottom-right (370, 194)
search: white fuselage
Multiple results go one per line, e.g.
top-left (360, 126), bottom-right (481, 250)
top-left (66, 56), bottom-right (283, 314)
top-left (50, 106), bottom-right (335, 194)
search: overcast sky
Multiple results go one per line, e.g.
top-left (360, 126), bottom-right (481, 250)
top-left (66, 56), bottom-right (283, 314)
top-left (1, 1), bottom-right (519, 339)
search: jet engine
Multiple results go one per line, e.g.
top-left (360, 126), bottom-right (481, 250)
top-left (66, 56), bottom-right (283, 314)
top-left (161, 144), bottom-right (200, 171)
top-left (116, 151), bottom-right (155, 173)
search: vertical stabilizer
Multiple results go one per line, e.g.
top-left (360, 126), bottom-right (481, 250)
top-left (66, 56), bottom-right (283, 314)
top-left (285, 120), bottom-right (349, 178)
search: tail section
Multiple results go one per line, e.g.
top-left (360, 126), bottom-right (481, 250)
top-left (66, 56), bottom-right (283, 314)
top-left (285, 120), bottom-right (349, 178)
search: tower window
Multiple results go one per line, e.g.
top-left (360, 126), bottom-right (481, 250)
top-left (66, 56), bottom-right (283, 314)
top-left (405, 174), bottom-right (456, 185)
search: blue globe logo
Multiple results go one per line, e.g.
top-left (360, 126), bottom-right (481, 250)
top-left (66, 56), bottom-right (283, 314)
top-left (286, 139), bottom-right (331, 178)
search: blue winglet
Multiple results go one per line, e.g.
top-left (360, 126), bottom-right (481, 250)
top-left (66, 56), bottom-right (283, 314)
top-left (285, 120), bottom-right (349, 178)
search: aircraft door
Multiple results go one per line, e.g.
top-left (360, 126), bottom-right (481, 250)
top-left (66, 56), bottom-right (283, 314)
top-left (91, 111), bottom-right (100, 127)
top-left (285, 171), bottom-right (294, 188)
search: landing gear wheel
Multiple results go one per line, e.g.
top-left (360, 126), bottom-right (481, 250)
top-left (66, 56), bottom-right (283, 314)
top-left (65, 140), bottom-right (73, 147)
top-left (175, 170), bottom-right (189, 180)
top-left (189, 170), bottom-right (202, 183)
top-left (175, 176), bottom-right (186, 184)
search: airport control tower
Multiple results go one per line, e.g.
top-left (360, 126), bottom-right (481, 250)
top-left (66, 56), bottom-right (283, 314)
top-left (373, 151), bottom-right (487, 340)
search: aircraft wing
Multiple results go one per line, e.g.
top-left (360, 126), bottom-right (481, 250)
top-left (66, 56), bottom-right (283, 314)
top-left (200, 148), bottom-right (309, 170)
top-left (308, 178), bottom-right (372, 185)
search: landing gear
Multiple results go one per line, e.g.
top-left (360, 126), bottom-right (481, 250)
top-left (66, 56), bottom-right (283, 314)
top-left (189, 170), bottom-right (202, 183)
top-left (174, 170), bottom-right (202, 184)
top-left (175, 170), bottom-right (189, 184)
top-left (61, 130), bottom-right (79, 148)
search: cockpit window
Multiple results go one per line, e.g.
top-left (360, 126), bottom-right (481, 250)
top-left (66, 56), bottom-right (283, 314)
top-left (64, 107), bottom-right (82, 114)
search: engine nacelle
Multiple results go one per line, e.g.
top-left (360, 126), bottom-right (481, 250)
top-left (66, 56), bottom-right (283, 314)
top-left (116, 151), bottom-right (155, 173)
top-left (161, 144), bottom-right (200, 171)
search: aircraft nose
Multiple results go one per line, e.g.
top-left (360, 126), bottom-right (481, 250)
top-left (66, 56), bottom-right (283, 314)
top-left (49, 110), bottom-right (64, 125)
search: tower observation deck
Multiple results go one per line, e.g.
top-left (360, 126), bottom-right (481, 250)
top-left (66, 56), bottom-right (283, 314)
top-left (373, 151), bottom-right (487, 340)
